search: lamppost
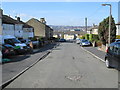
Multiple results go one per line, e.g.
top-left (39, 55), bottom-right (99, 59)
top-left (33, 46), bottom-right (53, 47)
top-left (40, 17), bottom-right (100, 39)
top-left (102, 4), bottom-right (112, 45)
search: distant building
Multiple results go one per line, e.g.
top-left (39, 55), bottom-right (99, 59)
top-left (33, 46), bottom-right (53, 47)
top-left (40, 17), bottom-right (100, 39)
top-left (87, 25), bottom-right (98, 35)
top-left (64, 31), bottom-right (86, 40)
top-left (53, 31), bottom-right (63, 39)
top-left (64, 34), bottom-right (75, 40)
top-left (70, 29), bottom-right (81, 31)
top-left (26, 18), bottom-right (53, 39)
top-left (116, 22), bottom-right (120, 35)
top-left (53, 31), bottom-right (86, 40)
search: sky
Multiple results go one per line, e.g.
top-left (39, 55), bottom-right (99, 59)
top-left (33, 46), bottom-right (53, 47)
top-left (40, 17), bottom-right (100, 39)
top-left (1, 2), bottom-right (119, 26)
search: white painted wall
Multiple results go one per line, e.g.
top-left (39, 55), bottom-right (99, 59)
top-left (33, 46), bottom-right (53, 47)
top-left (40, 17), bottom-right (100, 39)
top-left (14, 24), bottom-right (23, 38)
top-left (116, 25), bottom-right (120, 35)
top-left (23, 28), bottom-right (34, 39)
top-left (2, 24), bottom-right (14, 36)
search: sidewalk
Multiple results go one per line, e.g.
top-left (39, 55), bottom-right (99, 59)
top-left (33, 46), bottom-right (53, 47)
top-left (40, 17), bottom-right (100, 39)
top-left (82, 47), bottom-right (106, 62)
top-left (33, 43), bottom-right (59, 53)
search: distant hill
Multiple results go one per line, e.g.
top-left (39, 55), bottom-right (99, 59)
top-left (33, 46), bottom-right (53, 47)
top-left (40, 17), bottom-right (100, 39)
top-left (49, 25), bottom-right (92, 31)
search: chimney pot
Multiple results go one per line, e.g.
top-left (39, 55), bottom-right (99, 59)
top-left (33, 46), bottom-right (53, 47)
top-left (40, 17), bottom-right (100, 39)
top-left (40, 18), bottom-right (46, 24)
top-left (0, 9), bottom-right (3, 18)
top-left (17, 17), bottom-right (20, 22)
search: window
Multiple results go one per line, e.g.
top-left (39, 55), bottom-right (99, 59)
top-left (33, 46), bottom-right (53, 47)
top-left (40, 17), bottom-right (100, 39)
top-left (113, 44), bottom-right (120, 55)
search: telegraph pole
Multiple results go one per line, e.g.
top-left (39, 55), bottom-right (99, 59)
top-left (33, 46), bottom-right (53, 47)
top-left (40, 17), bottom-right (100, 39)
top-left (85, 17), bottom-right (87, 32)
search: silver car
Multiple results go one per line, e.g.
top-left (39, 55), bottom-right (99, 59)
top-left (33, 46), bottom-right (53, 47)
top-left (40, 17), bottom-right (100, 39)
top-left (80, 39), bottom-right (91, 46)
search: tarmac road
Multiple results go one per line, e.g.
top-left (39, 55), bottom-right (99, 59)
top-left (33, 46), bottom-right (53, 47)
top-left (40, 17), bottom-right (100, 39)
top-left (2, 43), bottom-right (57, 84)
top-left (6, 43), bottom-right (118, 88)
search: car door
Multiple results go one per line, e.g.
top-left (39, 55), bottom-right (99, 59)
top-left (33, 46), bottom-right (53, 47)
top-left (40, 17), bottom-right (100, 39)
top-left (112, 45), bottom-right (120, 69)
top-left (115, 44), bottom-right (120, 69)
top-left (107, 46), bottom-right (114, 66)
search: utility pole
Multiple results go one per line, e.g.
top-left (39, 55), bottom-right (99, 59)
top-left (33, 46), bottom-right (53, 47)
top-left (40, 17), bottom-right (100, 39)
top-left (0, 8), bottom-right (2, 35)
top-left (102, 4), bottom-right (112, 45)
top-left (85, 17), bottom-right (87, 32)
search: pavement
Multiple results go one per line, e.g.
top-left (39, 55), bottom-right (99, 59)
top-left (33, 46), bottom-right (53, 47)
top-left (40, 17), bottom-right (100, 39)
top-left (82, 46), bottom-right (106, 62)
top-left (1, 43), bottom-right (59, 89)
top-left (4, 43), bottom-right (118, 88)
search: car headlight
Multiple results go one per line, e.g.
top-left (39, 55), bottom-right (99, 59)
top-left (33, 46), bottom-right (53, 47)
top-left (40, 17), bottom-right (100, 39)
top-left (82, 43), bottom-right (85, 45)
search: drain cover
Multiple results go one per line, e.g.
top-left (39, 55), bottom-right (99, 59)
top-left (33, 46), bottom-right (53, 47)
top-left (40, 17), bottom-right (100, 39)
top-left (65, 75), bottom-right (83, 81)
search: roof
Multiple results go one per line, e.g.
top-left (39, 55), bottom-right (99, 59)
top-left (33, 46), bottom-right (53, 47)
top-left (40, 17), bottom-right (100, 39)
top-left (110, 42), bottom-right (120, 46)
top-left (116, 22), bottom-right (120, 25)
top-left (88, 26), bottom-right (98, 31)
top-left (20, 21), bottom-right (33, 28)
top-left (26, 18), bottom-right (45, 25)
top-left (2, 15), bottom-right (33, 28)
top-left (2, 15), bottom-right (18, 24)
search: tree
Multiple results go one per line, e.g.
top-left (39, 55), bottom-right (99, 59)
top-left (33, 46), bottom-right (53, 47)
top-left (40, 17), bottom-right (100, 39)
top-left (98, 16), bottom-right (116, 45)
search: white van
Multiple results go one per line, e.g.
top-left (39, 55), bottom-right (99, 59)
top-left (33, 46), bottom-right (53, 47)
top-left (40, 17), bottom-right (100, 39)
top-left (0, 35), bottom-right (29, 53)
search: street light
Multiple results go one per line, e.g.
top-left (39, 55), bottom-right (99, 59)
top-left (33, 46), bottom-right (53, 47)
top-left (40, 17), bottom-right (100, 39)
top-left (102, 4), bottom-right (112, 45)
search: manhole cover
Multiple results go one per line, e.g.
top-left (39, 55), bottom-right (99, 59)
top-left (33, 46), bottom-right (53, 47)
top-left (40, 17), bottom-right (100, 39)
top-left (65, 75), bottom-right (83, 81)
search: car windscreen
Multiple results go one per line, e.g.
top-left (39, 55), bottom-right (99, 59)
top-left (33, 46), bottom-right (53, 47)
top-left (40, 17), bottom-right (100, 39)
top-left (5, 38), bottom-right (21, 44)
top-left (82, 40), bottom-right (88, 42)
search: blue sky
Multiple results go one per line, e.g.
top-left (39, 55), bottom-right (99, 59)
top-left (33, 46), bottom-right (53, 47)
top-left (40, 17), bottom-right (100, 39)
top-left (1, 2), bottom-right (118, 26)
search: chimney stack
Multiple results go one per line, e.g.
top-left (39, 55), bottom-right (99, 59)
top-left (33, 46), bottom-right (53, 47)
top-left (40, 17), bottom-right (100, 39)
top-left (0, 8), bottom-right (3, 19)
top-left (40, 18), bottom-right (46, 24)
top-left (17, 17), bottom-right (20, 22)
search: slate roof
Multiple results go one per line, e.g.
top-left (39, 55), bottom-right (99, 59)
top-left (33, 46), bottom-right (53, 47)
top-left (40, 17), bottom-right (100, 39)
top-left (2, 15), bottom-right (33, 28)
top-left (2, 15), bottom-right (18, 24)
top-left (116, 22), bottom-right (120, 25)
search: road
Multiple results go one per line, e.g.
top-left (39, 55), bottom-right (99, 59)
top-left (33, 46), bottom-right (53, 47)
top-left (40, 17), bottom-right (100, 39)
top-left (2, 43), bottom-right (57, 84)
top-left (6, 42), bottom-right (118, 88)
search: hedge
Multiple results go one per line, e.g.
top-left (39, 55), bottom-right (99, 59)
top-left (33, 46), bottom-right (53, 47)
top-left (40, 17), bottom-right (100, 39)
top-left (116, 35), bottom-right (120, 39)
top-left (85, 34), bottom-right (89, 40)
top-left (84, 34), bottom-right (99, 42)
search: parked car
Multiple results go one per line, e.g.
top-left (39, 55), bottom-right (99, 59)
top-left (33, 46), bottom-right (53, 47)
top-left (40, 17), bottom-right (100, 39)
top-left (80, 39), bottom-right (91, 46)
top-left (1, 35), bottom-right (30, 54)
top-left (0, 44), bottom-right (15, 58)
top-left (76, 39), bottom-right (82, 44)
top-left (59, 39), bottom-right (66, 42)
top-left (19, 39), bottom-right (31, 46)
top-left (105, 42), bottom-right (120, 69)
top-left (115, 39), bottom-right (120, 42)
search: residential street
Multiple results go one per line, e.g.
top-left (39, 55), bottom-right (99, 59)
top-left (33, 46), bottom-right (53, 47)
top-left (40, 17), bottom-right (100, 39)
top-left (2, 43), bottom-right (57, 85)
top-left (5, 42), bottom-right (118, 88)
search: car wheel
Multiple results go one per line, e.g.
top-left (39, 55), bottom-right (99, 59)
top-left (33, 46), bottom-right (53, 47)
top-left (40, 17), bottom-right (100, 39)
top-left (105, 58), bottom-right (111, 68)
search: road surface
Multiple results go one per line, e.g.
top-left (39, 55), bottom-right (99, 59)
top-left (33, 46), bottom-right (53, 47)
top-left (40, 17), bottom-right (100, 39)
top-left (2, 43), bottom-right (56, 84)
top-left (6, 42), bottom-right (118, 88)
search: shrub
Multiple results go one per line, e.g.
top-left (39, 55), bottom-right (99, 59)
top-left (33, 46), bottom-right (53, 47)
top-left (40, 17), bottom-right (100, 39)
top-left (116, 35), bottom-right (120, 39)
top-left (92, 34), bottom-right (99, 42)
top-left (89, 34), bottom-right (93, 42)
top-left (85, 34), bottom-right (89, 40)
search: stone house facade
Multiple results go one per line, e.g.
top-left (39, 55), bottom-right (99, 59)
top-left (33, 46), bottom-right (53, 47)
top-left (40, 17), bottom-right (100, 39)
top-left (116, 23), bottom-right (120, 35)
top-left (26, 18), bottom-right (53, 39)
